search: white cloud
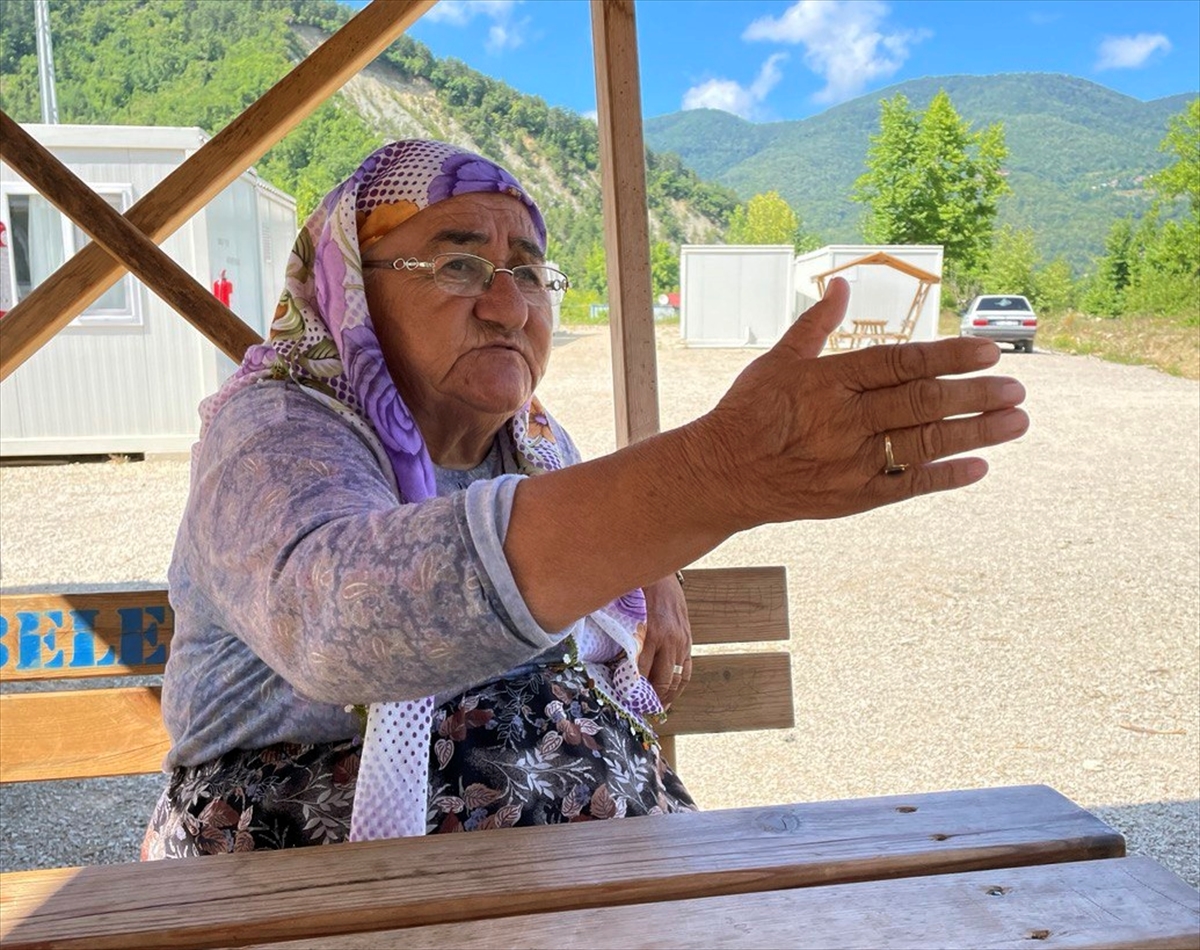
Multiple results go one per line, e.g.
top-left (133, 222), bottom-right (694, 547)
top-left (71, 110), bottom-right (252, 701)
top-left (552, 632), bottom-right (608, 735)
top-left (742, 0), bottom-right (929, 105)
top-left (425, 0), bottom-right (516, 25)
top-left (486, 20), bottom-right (526, 53)
top-left (682, 53), bottom-right (788, 120)
top-left (425, 0), bottom-right (526, 53)
top-left (1095, 33), bottom-right (1172, 70)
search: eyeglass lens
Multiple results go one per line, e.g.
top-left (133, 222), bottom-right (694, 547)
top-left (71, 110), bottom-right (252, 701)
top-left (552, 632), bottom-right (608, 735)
top-left (433, 254), bottom-right (566, 302)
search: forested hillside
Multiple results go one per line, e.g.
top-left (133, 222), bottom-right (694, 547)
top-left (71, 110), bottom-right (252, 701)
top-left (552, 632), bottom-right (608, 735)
top-left (3, 1), bottom-right (1192, 282)
top-left (0, 0), bottom-right (738, 300)
top-left (645, 74), bottom-right (1195, 271)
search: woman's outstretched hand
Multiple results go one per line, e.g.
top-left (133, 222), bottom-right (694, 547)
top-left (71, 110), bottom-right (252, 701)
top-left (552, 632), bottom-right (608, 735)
top-left (682, 277), bottom-right (1030, 533)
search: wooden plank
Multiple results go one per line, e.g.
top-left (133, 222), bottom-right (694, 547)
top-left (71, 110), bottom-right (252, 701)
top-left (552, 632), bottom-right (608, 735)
top-left (0, 651), bottom-right (783, 782)
top-left (658, 653), bottom-right (793, 737)
top-left (0, 567), bottom-right (784, 682)
top-left (0, 688), bottom-right (169, 783)
top-left (679, 566), bottom-right (789, 645)
top-left (238, 856), bottom-right (1200, 950)
top-left (0, 0), bottom-right (437, 380)
top-left (1, 590), bottom-right (173, 681)
top-left (0, 786), bottom-right (1126, 950)
top-left (590, 0), bottom-right (659, 448)
top-left (0, 112), bottom-right (262, 362)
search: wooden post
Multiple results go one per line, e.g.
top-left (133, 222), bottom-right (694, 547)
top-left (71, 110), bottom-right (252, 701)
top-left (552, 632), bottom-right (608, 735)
top-left (591, 0), bottom-right (674, 767)
top-left (0, 0), bottom-right (436, 381)
top-left (590, 0), bottom-right (660, 449)
top-left (0, 113), bottom-right (261, 363)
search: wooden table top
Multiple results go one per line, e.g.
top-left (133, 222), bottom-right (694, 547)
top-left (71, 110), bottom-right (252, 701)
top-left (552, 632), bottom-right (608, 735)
top-left (1, 785), bottom-right (1196, 950)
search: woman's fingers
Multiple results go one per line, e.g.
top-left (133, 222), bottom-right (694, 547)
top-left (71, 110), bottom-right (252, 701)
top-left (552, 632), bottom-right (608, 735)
top-left (867, 408), bottom-right (1029, 479)
top-left (640, 575), bottom-right (694, 706)
top-left (833, 336), bottom-right (1003, 394)
top-left (860, 374), bottom-right (1027, 434)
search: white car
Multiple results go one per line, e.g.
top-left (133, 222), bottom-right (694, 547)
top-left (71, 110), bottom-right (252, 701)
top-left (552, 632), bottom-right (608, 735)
top-left (960, 295), bottom-right (1037, 352)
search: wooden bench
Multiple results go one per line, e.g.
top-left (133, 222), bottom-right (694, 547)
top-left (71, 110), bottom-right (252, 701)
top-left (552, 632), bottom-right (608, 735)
top-left (0, 566), bottom-right (792, 786)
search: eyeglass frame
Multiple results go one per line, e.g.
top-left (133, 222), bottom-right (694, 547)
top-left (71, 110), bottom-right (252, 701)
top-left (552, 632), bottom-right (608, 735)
top-left (362, 252), bottom-right (570, 305)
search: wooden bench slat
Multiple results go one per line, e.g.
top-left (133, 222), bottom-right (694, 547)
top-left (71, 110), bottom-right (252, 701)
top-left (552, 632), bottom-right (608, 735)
top-left (0, 785), bottom-right (1125, 950)
top-left (0, 687), bottom-right (169, 782)
top-left (236, 856), bottom-right (1200, 950)
top-left (681, 566), bottom-right (789, 644)
top-left (0, 568), bottom-right (793, 783)
top-left (0, 656), bottom-right (788, 783)
top-left (0, 567), bottom-right (787, 684)
top-left (657, 652), bottom-right (793, 737)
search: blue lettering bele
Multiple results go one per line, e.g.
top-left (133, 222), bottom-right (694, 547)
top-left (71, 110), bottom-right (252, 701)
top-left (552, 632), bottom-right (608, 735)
top-left (0, 607), bottom-right (164, 673)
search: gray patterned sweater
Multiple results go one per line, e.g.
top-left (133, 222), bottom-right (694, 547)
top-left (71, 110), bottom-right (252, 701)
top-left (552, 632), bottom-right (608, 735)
top-left (161, 381), bottom-right (578, 769)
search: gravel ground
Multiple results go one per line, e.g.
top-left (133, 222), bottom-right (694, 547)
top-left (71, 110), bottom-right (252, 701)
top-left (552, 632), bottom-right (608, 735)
top-left (2, 326), bottom-right (1198, 888)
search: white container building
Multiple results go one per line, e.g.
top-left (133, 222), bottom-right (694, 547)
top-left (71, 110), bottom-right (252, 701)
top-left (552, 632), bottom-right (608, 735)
top-left (0, 125), bottom-right (297, 458)
top-left (679, 244), bottom-right (796, 348)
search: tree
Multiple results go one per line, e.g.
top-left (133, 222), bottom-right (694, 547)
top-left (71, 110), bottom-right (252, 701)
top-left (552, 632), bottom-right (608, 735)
top-left (726, 191), bottom-right (815, 250)
top-left (984, 225), bottom-right (1039, 299)
top-left (1150, 98), bottom-right (1200, 219)
top-left (581, 241), bottom-right (608, 297)
top-left (1082, 218), bottom-right (1135, 317)
top-left (1033, 258), bottom-right (1076, 313)
top-left (649, 242), bottom-right (679, 297)
top-left (853, 91), bottom-right (1009, 275)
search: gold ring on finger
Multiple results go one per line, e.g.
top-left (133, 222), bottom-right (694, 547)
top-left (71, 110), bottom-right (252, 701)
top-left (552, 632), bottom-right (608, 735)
top-left (883, 434), bottom-right (909, 476)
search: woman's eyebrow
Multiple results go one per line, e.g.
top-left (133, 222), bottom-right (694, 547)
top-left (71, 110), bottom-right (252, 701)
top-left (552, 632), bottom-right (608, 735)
top-left (509, 237), bottom-right (544, 261)
top-left (429, 230), bottom-right (544, 262)
top-left (430, 228), bottom-right (488, 248)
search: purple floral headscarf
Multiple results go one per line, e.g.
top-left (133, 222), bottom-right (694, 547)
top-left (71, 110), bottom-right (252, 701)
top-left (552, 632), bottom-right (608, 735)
top-left (195, 140), bottom-right (662, 842)
top-left (200, 140), bottom-right (548, 503)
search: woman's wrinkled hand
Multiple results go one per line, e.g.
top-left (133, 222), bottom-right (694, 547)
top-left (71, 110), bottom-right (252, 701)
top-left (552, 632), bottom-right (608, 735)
top-left (639, 574), bottom-right (692, 708)
top-left (681, 277), bottom-right (1030, 533)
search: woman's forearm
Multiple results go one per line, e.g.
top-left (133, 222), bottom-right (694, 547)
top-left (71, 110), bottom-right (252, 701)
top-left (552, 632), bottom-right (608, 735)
top-left (505, 421), bottom-right (735, 631)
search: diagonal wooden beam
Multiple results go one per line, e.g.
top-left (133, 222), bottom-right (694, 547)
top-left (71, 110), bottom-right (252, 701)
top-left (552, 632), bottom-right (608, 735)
top-left (0, 112), bottom-right (261, 362)
top-left (0, 0), bottom-right (436, 382)
top-left (590, 0), bottom-right (660, 448)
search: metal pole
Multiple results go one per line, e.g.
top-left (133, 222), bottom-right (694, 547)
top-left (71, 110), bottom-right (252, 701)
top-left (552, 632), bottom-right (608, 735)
top-left (35, 0), bottom-right (60, 124)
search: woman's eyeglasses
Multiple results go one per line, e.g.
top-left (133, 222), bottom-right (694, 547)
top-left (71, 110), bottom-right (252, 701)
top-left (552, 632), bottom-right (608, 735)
top-left (363, 253), bottom-right (570, 306)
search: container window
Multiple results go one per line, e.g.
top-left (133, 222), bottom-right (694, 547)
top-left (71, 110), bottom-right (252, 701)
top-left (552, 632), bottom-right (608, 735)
top-left (1, 184), bottom-right (141, 326)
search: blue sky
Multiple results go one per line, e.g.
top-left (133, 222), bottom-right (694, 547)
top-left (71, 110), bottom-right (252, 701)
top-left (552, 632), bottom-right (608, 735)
top-left (341, 0), bottom-right (1199, 122)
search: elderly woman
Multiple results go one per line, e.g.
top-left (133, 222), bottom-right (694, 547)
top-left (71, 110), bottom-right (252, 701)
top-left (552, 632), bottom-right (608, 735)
top-left (143, 139), bottom-right (1027, 857)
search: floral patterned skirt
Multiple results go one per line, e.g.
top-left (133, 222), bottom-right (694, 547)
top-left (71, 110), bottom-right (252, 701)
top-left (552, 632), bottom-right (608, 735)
top-left (142, 665), bottom-right (695, 859)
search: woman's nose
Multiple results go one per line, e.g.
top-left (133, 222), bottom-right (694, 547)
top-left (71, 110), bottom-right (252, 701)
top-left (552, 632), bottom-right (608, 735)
top-left (473, 271), bottom-right (529, 329)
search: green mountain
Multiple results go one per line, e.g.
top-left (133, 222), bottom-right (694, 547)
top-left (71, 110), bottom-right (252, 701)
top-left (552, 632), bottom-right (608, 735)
top-left (2, 0), bottom-right (1192, 279)
top-left (645, 74), bottom-right (1196, 272)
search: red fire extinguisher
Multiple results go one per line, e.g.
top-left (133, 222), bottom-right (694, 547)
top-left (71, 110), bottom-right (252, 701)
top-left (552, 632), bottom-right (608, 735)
top-left (212, 269), bottom-right (233, 307)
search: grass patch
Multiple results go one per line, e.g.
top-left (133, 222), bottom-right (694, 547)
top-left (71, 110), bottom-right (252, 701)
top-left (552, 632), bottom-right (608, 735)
top-left (939, 309), bottom-right (1199, 380)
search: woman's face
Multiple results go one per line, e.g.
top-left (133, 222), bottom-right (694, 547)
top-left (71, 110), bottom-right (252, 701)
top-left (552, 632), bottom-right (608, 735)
top-left (362, 192), bottom-right (554, 443)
